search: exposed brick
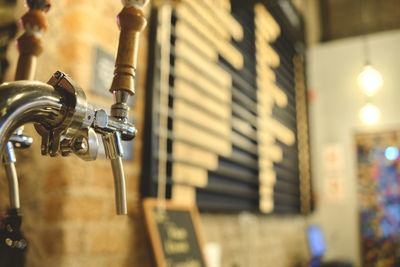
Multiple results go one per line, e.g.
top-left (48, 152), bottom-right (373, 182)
top-left (56, 37), bottom-right (92, 66)
top-left (64, 228), bottom-right (86, 255)
top-left (44, 162), bottom-right (72, 189)
top-left (41, 229), bottom-right (64, 256)
top-left (2, 1), bottom-right (311, 266)
top-left (61, 9), bottom-right (94, 35)
top-left (105, 256), bottom-right (153, 267)
top-left (87, 227), bottom-right (131, 255)
top-left (91, 18), bottom-right (119, 50)
top-left (126, 199), bottom-right (141, 218)
top-left (65, 197), bottom-right (106, 221)
top-left (40, 228), bottom-right (85, 256)
top-left (90, 166), bottom-right (115, 189)
top-left (43, 196), bottom-right (65, 222)
top-left (65, 0), bottom-right (93, 6)
top-left (99, 1), bottom-right (120, 19)
top-left (44, 196), bottom-right (105, 222)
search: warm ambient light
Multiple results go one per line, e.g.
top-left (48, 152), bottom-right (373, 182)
top-left (357, 65), bottom-right (383, 96)
top-left (360, 103), bottom-right (380, 125)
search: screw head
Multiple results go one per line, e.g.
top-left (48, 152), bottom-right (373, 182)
top-left (73, 137), bottom-right (88, 154)
top-left (5, 238), bottom-right (13, 247)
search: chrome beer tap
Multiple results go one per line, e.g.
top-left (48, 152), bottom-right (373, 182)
top-left (2, 0), bottom-right (51, 211)
top-left (0, 0), bottom-right (149, 215)
top-left (104, 0), bottom-right (149, 214)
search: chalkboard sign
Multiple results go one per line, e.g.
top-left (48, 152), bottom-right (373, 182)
top-left (142, 198), bottom-right (206, 267)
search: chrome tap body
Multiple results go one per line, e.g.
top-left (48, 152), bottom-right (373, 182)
top-left (0, 71), bottom-right (137, 215)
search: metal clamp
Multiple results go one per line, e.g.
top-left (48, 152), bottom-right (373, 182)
top-left (0, 70), bottom-right (137, 215)
top-left (35, 71), bottom-right (136, 215)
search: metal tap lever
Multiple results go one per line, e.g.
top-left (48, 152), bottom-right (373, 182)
top-left (2, 130), bottom-right (33, 210)
top-left (2, 143), bottom-right (20, 210)
top-left (9, 133), bottom-right (33, 149)
top-left (102, 132), bottom-right (127, 215)
top-left (0, 2), bottom-right (149, 217)
top-left (0, 75), bottom-right (136, 216)
top-left (92, 109), bottom-right (137, 141)
top-left (30, 71), bottom-right (137, 215)
top-left (101, 0), bottom-right (149, 215)
top-left (92, 109), bottom-right (137, 215)
top-left (110, 1), bottom-right (148, 118)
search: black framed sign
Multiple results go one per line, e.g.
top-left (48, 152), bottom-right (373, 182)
top-left (142, 198), bottom-right (206, 267)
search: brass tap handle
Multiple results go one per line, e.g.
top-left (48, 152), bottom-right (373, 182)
top-left (110, 0), bottom-right (149, 119)
top-left (15, 0), bottom-right (51, 81)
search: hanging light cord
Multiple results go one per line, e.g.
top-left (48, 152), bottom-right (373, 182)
top-left (360, 0), bottom-right (370, 65)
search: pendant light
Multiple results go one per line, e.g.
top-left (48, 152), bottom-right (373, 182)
top-left (358, 0), bottom-right (382, 125)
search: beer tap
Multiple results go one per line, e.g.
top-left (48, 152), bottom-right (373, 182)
top-left (1, 3), bottom-right (51, 265)
top-left (15, 0), bottom-right (51, 80)
top-left (3, 0), bottom-right (51, 212)
top-left (0, 0), bottom-right (149, 215)
top-left (104, 0), bottom-right (149, 214)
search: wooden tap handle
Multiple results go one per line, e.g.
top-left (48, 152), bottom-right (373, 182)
top-left (110, 3), bottom-right (148, 96)
top-left (15, 0), bottom-right (51, 81)
top-left (26, 0), bottom-right (51, 11)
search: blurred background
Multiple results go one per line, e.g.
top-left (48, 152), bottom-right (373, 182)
top-left (1, 0), bottom-right (400, 266)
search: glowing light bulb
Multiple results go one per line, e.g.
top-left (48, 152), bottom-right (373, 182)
top-left (385, 146), bottom-right (399, 161)
top-left (357, 65), bottom-right (383, 96)
top-left (360, 103), bottom-right (380, 125)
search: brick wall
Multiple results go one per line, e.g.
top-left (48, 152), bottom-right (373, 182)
top-left (0, 1), bottom-right (310, 266)
top-left (2, 1), bottom-right (152, 266)
top-left (201, 214), bottom-right (309, 267)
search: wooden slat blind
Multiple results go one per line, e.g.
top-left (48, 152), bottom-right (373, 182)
top-left (142, 0), bottom-right (312, 214)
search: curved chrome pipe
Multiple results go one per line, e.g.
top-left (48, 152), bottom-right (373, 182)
top-left (0, 81), bottom-right (64, 208)
top-left (110, 157), bottom-right (127, 215)
top-left (3, 142), bottom-right (20, 209)
top-left (0, 79), bottom-right (129, 216)
top-left (102, 131), bottom-right (127, 215)
top-left (0, 81), bottom-right (64, 155)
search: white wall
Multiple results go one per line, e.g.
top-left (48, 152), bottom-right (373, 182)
top-left (307, 30), bottom-right (400, 267)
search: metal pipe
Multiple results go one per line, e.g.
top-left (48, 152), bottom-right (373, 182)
top-left (3, 142), bottom-right (20, 209)
top-left (0, 80), bottom-right (64, 211)
top-left (2, 1), bottom-right (52, 217)
top-left (0, 81), bottom-right (64, 155)
top-left (0, 79), bottom-right (130, 215)
top-left (102, 131), bottom-right (127, 215)
top-left (110, 157), bottom-right (127, 215)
